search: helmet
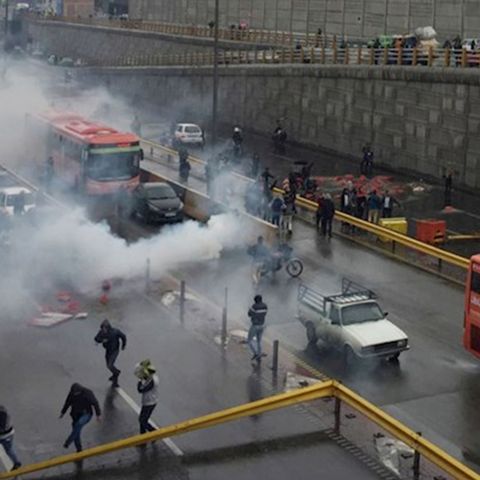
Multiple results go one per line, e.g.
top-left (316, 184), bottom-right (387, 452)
top-left (234, 127), bottom-right (241, 133)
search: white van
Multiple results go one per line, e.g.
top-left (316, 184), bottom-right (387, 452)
top-left (0, 186), bottom-right (36, 216)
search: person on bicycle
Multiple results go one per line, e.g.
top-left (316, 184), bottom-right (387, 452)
top-left (247, 236), bottom-right (271, 283)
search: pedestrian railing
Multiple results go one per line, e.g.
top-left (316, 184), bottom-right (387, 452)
top-left (25, 14), bottom-right (333, 47)
top-left (0, 380), bottom-right (476, 480)
top-left (80, 44), bottom-right (480, 69)
top-left (140, 139), bottom-right (469, 283)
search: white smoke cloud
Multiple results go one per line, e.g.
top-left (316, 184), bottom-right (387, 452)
top-left (9, 208), bottom-right (252, 292)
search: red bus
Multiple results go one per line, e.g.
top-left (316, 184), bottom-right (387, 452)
top-left (28, 111), bottom-right (141, 195)
top-left (464, 255), bottom-right (480, 358)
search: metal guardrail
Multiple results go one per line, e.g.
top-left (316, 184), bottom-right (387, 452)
top-left (0, 380), bottom-right (477, 480)
top-left (26, 15), bottom-right (333, 47)
top-left (141, 139), bottom-right (470, 276)
top-left (82, 44), bottom-right (480, 68)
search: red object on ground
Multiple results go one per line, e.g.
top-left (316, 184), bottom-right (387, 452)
top-left (56, 291), bottom-right (72, 302)
top-left (415, 219), bottom-right (446, 244)
top-left (100, 294), bottom-right (109, 305)
top-left (63, 301), bottom-right (81, 314)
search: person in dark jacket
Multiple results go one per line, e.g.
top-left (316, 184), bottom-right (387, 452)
top-left (269, 196), bottom-right (285, 226)
top-left (381, 190), bottom-right (401, 218)
top-left (94, 319), bottom-right (127, 386)
top-left (179, 158), bottom-right (191, 183)
top-left (320, 193), bottom-right (335, 238)
top-left (60, 383), bottom-right (101, 452)
top-left (247, 295), bottom-right (268, 364)
top-left (0, 406), bottom-right (21, 471)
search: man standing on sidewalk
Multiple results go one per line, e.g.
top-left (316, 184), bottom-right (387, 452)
top-left (60, 383), bottom-right (101, 453)
top-left (95, 319), bottom-right (127, 387)
top-left (247, 295), bottom-right (268, 365)
top-left (135, 359), bottom-right (159, 435)
top-left (0, 406), bottom-right (21, 471)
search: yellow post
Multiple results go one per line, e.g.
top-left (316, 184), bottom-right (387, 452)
top-left (428, 45), bottom-right (434, 66)
top-left (462, 48), bottom-right (467, 67)
top-left (357, 46), bottom-right (362, 64)
top-left (344, 44), bottom-right (349, 64)
top-left (444, 48), bottom-right (451, 67)
top-left (289, 47), bottom-right (294, 63)
top-left (397, 46), bottom-right (403, 65)
top-left (413, 47), bottom-right (418, 66)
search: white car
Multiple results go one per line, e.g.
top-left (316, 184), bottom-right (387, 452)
top-left (297, 281), bottom-right (409, 364)
top-left (0, 186), bottom-right (36, 216)
top-left (173, 123), bottom-right (205, 147)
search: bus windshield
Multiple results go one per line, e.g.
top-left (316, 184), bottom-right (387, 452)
top-left (87, 151), bottom-right (140, 181)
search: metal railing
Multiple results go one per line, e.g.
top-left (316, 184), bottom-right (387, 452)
top-left (26, 14), bottom-right (333, 47)
top-left (0, 380), bottom-right (476, 480)
top-left (140, 139), bottom-right (470, 281)
top-left (83, 44), bottom-right (480, 68)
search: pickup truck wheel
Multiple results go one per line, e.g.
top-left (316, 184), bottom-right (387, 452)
top-left (344, 345), bottom-right (356, 366)
top-left (388, 353), bottom-right (400, 362)
top-left (306, 322), bottom-right (317, 344)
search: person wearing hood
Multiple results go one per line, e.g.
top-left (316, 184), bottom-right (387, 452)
top-left (60, 383), bottom-right (101, 452)
top-left (94, 319), bottom-right (127, 387)
top-left (0, 406), bottom-right (21, 471)
top-left (134, 360), bottom-right (159, 435)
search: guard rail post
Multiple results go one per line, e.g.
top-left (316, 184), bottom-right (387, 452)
top-left (444, 48), bottom-right (451, 67)
top-left (145, 258), bottom-right (151, 294)
top-left (221, 287), bottom-right (228, 349)
top-left (271, 339), bottom-right (279, 374)
top-left (369, 47), bottom-right (374, 65)
top-left (413, 432), bottom-right (422, 480)
top-left (428, 46), bottom-right (434, 67)
top-left (344, 44), bottom-right (349, 64)
top-left (357, 46), bottom-right (362, 64)
top-left (334, 396), bottom-right (341, 434)
top-left (322, 43), bottom-right (326, 63)
top-left (413, 47), bottom-right (418, 66)
top-left (180, 280), bottom-right (185, 324)
top-left (383, 47), bottom-right (388, 65)
top-left (462, 48), bottom-right (467, 68)
top-left (397, 46), bottom-right (403, 65)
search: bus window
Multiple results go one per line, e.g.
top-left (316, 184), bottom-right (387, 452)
top-left (471, 271), bottom-right (480, 294)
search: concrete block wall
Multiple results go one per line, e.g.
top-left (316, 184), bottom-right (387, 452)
top-left (129, 0), bottom-right (480, 41)
top-left (84, 65), bottom-right (480, 189)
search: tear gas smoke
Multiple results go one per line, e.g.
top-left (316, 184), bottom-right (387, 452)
top-left (7, 208), bottom-right (254, 293)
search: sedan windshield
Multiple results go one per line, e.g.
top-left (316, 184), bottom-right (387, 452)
top-left (146, 186), bottom-right (177, 200)
top-left (342, 303), bottom-right (384, 326)
top-left (87, 152), bottom-right (140, 181)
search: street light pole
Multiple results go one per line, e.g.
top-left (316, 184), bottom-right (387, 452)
top-left (212, 0), bottom-right (219, 146)
top-left (4, 0), bottom-right (9, 38)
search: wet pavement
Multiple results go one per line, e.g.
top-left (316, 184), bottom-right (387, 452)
top-left (0, 286), bottom-right (385, 479)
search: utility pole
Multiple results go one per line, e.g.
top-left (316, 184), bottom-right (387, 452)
top-left (212, 0), bottom-right (219, 146)
top-left (4, 0), bottom-right (9, 38)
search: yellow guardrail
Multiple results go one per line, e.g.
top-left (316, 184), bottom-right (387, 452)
top-left (141, 139), bottom-right (470, 273)
top-left (1, 380), bottom-right (477, 480)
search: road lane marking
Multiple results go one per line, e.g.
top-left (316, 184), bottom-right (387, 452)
top-left (115, 387), bottom-right (184, 457)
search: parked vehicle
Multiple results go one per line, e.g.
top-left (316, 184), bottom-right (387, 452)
top-left (131, 182), bottom-right (184, 223)
top-left (173, 123), bottom-right (204, 148)
top-left (0, 186), bottom-right (36, 216)
top-left (297, 279), bottom-right (409, 364)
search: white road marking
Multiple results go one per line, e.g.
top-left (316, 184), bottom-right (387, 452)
top-left (115, 387), bottom-right (184, 457)
top-left (0, 444), bottom-right (13, 472)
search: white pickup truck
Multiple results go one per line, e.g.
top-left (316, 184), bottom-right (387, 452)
top-left (297, 280), bottom-right (409, 364)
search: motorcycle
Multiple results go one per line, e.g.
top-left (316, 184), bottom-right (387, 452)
top-left (253, 245), bottom-right (303, 284)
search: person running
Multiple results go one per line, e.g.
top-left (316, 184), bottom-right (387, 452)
top-left (135, 359), bottom-right (159, 435)
top-left (60, 383), bottom-right (101, 453)
top-left (0, 406), bottom-right (21, 471)
top-left (94, 319), bottom-right (127, 387)
top-left (247, 295), bottom-right (268, 364)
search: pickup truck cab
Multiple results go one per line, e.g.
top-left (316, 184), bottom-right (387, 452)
top-left (297, 280), bottom-right (409, 364)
